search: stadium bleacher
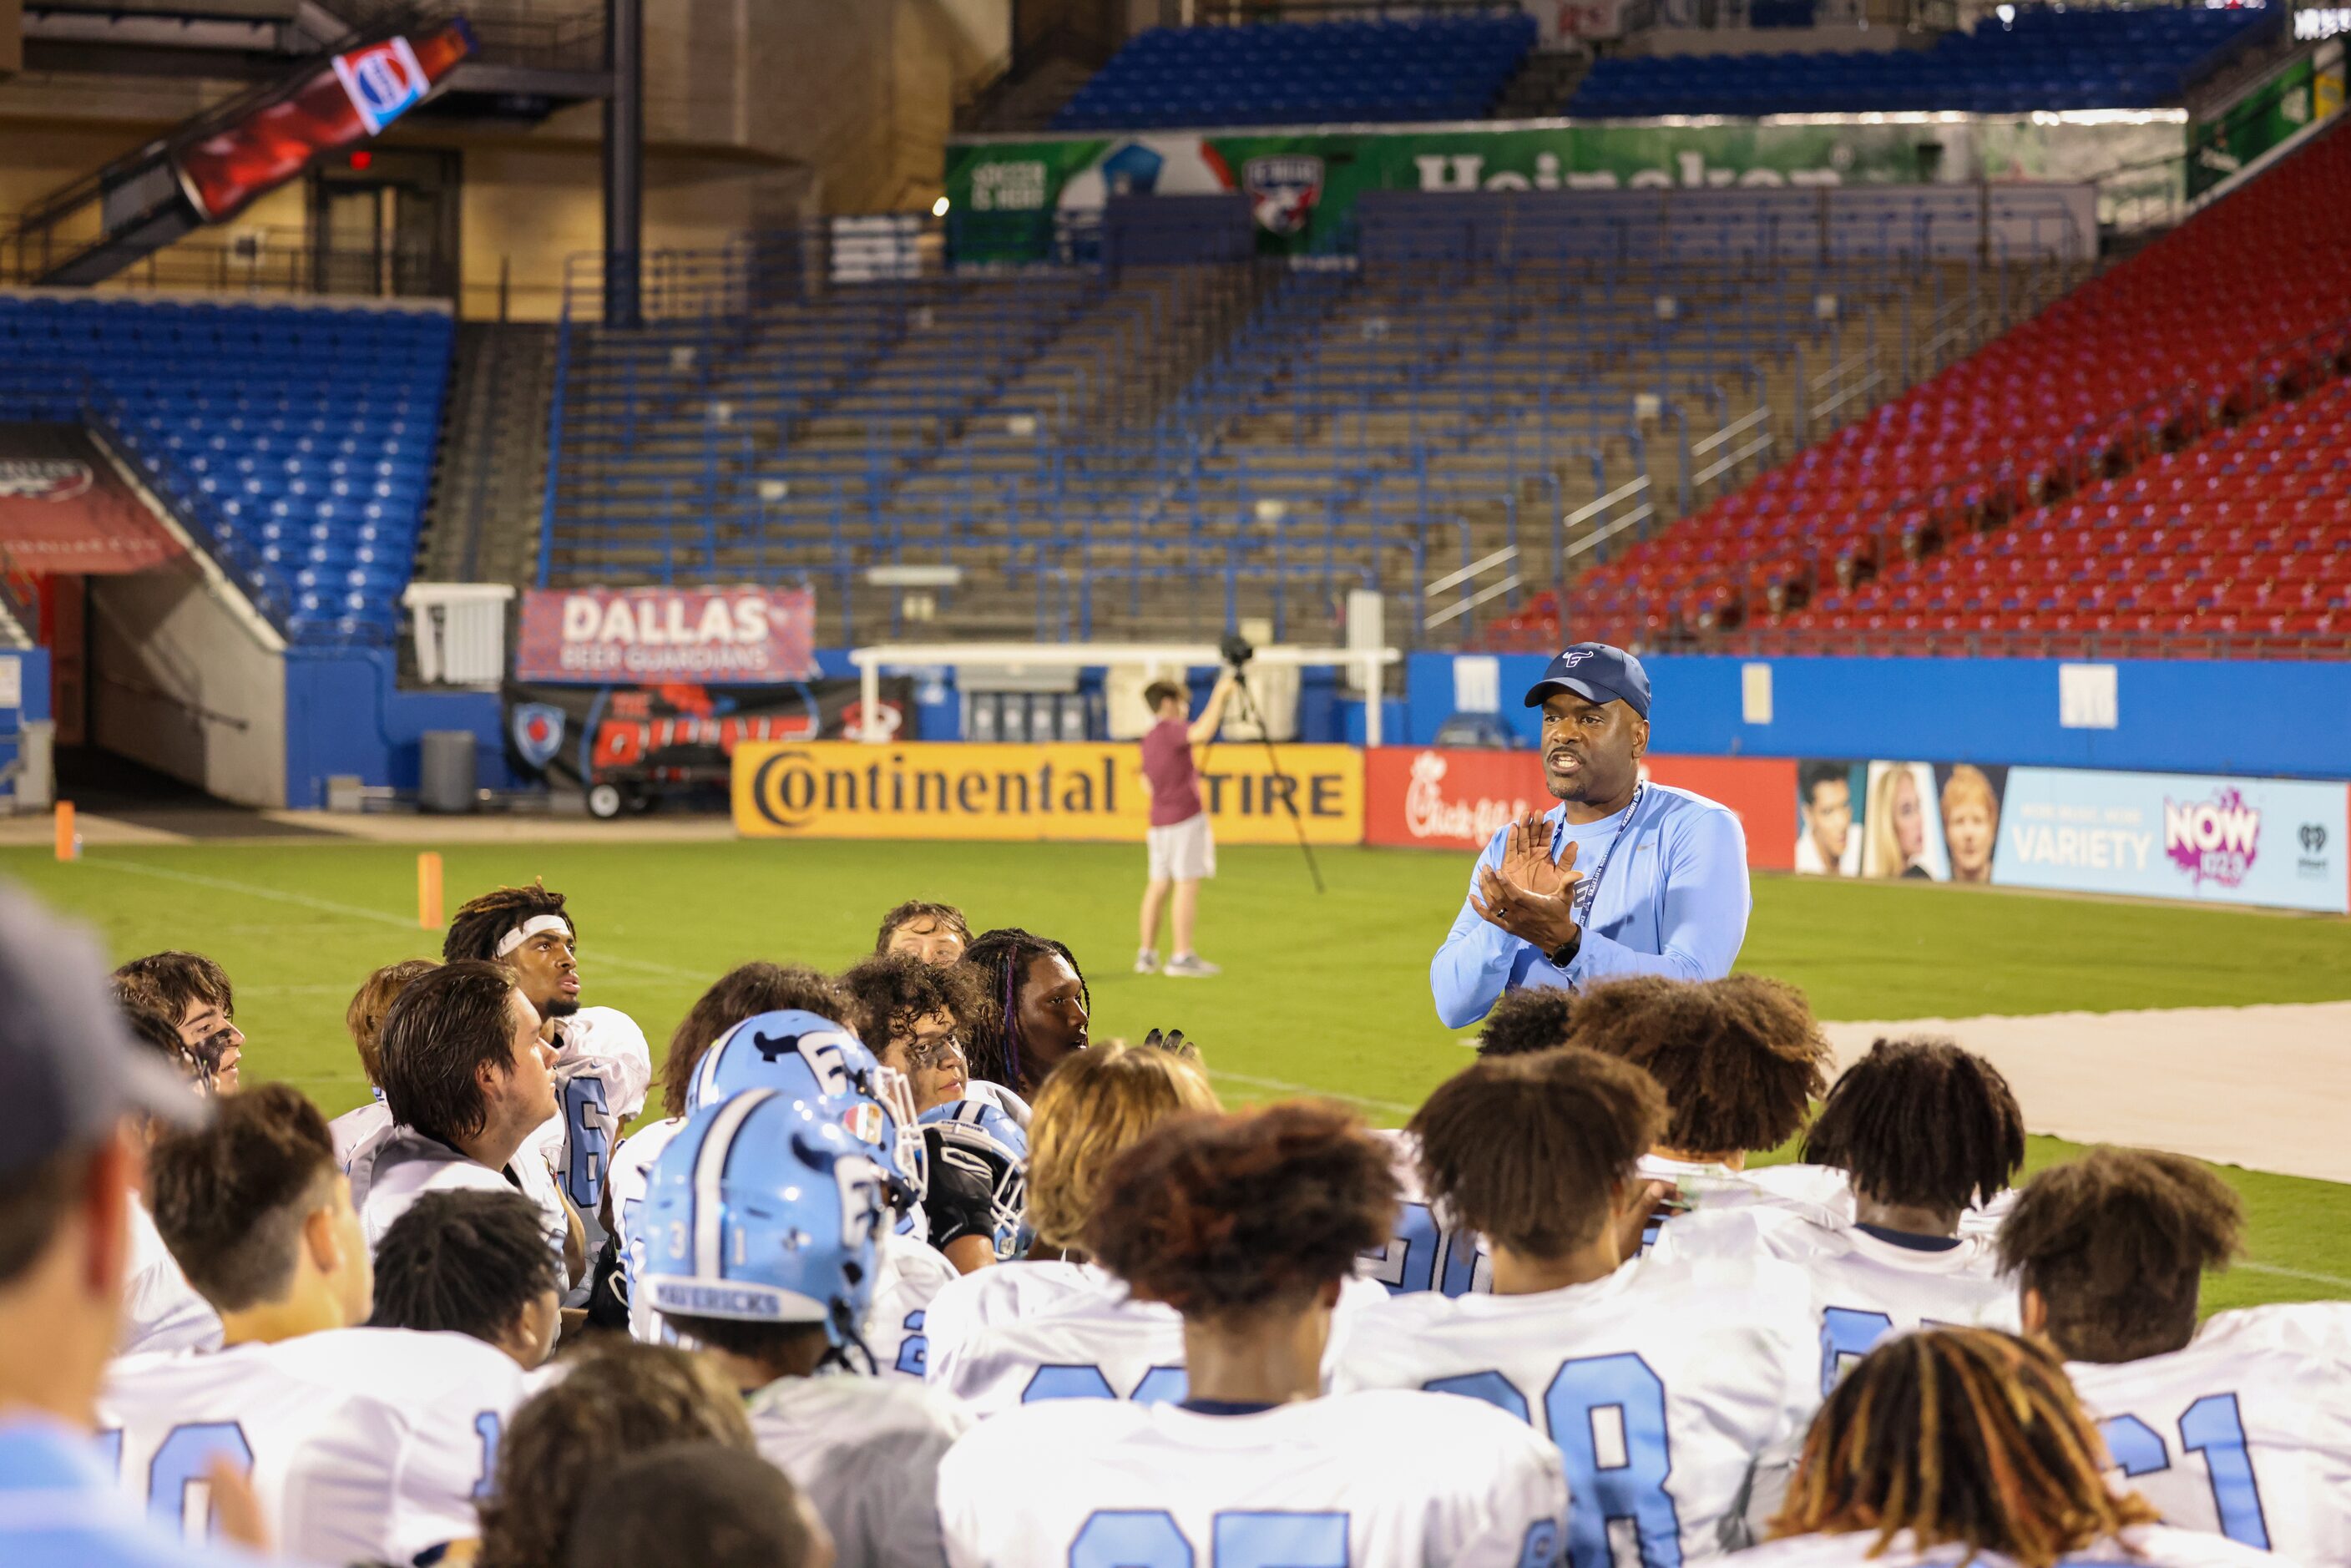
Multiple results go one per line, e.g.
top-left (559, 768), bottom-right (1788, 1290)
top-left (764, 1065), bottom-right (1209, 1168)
top-left (1568, 3), bottom-right (2273, 116)
top-left (1051, 11), bottom-right (1538, 130)
top-left (1503, 116), bottom-right (2351, 659)
top-left (0, 296), bottom-right (450, 644)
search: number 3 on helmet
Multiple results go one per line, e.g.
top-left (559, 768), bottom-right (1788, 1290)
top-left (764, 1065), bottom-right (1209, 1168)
top-left (688, 1008), bottom-right (928, 1209)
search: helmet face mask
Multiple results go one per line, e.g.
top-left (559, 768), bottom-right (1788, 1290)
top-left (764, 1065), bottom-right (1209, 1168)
top-left (919, 1100), bottom-right (1031, 1261)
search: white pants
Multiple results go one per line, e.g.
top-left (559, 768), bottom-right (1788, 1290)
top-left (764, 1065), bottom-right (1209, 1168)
top-left (1146, 813), bottom-right (1216, 882)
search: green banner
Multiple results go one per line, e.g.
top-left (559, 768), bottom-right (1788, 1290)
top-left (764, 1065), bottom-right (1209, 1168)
top-left (945, 117), bottom-right (2186, 261)
top-left (2187, 39), bottom-right (2345, 200)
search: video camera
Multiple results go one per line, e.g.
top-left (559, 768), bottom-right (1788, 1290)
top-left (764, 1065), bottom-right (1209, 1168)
top-left (1218, 632), bottom-right (1254, 670)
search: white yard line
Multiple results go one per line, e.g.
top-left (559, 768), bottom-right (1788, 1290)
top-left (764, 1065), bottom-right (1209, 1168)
top-left (1822, 1003), bottom-right (2351, 1186)
top-left (1207, 1070), bottom-right (1419, 1118)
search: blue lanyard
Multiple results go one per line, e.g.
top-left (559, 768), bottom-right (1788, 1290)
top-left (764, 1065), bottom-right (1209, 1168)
top-left (1558, 781), bottom-right (1646, 924)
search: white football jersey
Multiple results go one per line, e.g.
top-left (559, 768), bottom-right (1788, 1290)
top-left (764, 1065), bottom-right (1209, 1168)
top-left (119, 1196), bottom-right (220, 1357)
top-left (346, 1122), bottom-right (569, 1277)
top-left (609, 1116), bottom-right (681, 1343)
top-left (527, 1009), bottom-right (650, 1306)
top-left (939, 1390), bottom-right (1570, 1568)
top-left (749, 1373), bottom-right (971, 1568)
top-left (1648, 1209), bottom-right (2020, 1398)
top-left (920, 1259), bottom-right (1109, 1373)
top-left (1358, 1128), bottom-right (1490, 1297)
top-left (1726, 1525), bottom-right (2279, 1568)
top-left (929, 1269), bottom-right (1188, 1414)
top-left (868, 1228), bottom-right (959, 1383)
top-left (328, 1095), bottom-right (392, 1171)
top-left (1332, 1251), bottom-right (1821, 1568)
top-left (97, 1327), bottom-right (526, 1565)
top-left (2068, 1302), bottom-right (2351, 1562)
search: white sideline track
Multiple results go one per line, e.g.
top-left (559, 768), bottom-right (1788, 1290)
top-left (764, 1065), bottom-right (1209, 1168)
top-left (1821, 1004), bottom-right (2351, 1186)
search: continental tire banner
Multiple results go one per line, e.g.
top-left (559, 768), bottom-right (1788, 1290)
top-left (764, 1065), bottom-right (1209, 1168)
top-left (1363, 748), bottom-right (1795, 870)
top-left (734, 741), bottom-right (1363, 844)
top-left (946, 119), bottom-right (2182, 260)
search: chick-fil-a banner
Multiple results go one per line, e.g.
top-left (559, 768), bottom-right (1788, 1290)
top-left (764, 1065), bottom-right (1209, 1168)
top-left (1363, 747), bottom-right (1795, 870)
top-left (514, 586), bottom-right (818, 685)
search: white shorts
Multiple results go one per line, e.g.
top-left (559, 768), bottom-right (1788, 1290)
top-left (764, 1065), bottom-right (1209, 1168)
top-left (1146, 813), bottom-right (1216, 882)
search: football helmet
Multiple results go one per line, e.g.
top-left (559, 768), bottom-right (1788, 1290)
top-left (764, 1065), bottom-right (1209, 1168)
top-left (638, 1087), bottom-right (886, 1349)
top-left (687, 1009), bottom-right (926, 1208)
top-left (919, 1099), bottom-right (1030, 1262)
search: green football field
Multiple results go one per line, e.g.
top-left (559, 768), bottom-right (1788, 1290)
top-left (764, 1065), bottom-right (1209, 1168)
top-left (8, 836), bottom-right (2348, 1316)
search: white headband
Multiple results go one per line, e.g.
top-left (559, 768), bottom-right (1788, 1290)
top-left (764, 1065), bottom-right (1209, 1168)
top-left (495, 913), bottom-right (570, 959)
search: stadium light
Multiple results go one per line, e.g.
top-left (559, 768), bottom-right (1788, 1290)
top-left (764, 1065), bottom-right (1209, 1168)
top-left (932, 195), bottom-right (950, 217)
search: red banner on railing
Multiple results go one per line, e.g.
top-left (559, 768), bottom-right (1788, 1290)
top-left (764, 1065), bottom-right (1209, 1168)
top-left (513, 585), bottom-right (819, 685)
top-left (1364, 747), bottom-right (1796, 870)
top-left (0, 424), bottom-right (184, 574)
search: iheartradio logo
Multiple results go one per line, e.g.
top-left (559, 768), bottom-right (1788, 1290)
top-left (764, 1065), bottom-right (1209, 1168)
top-left (2164, 788), bottom-right (2261, 889)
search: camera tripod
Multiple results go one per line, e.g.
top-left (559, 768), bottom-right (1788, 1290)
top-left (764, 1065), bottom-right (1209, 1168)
top-left (1203, 657), bottom-right (1327, 896)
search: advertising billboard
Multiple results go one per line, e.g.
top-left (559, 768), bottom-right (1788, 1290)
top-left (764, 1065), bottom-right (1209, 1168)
top-left (1992, 767), bottom-right (2348, 913)
top-left (513, 585), bottom-right (819, 686)
top-left (0, 424), bottom-right (184, 574)
top-left (509, 677), bottom-right (907, 797)
top-left (1361, 747), bottom-right (1795, 869)
top-left (733, 741), bottom-right (1364, 844)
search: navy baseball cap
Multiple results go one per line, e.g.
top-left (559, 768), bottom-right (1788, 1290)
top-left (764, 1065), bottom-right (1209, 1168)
top-left (0, 886), bottom-right (202, 1181)
top-left (1523, 643), bottom-right (1651, 721)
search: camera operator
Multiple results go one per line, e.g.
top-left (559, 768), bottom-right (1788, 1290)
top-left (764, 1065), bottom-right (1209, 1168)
top-left (1135, 665), bottom-right (1240, 979)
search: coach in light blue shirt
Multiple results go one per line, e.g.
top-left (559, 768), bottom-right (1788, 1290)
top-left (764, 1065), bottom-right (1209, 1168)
top-left (1430, 644), bottom-right (1752, 1028)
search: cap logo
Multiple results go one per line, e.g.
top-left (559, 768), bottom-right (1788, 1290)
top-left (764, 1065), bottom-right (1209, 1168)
top-left (1558, 650), bottom-right (1594, 668)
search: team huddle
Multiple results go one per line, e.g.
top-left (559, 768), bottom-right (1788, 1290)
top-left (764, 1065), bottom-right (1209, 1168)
top-left (48, 882), bottom-right (2351, 1568)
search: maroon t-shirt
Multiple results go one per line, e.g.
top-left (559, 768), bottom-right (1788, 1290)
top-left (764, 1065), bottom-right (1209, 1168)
top-left (1140, 716), bottom-right (1204, 827)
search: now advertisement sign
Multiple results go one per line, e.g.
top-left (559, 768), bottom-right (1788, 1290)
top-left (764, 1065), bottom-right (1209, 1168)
top-left (1993, 767), bottom-right (2350, 913)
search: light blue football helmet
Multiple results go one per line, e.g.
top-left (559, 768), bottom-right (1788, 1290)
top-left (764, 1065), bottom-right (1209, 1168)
top-left (919, 1098), bottom-right (1030, 1261)
top-left (638, 1087), bottom-right (886, 1350)
top-left (688, 1009), bottom-right (926, 1209)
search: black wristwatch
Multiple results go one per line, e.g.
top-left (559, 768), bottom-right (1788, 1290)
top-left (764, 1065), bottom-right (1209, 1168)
top-left (1546, 928), bottom-right (1582, 969)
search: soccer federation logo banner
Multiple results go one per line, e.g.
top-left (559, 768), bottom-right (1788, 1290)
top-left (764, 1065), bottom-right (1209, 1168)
top-left (1243, 155), bottom-right (1324, 235)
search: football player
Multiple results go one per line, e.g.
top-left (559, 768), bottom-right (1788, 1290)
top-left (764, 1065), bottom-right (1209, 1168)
top-left (956, 926), bottom-right (1092, 1116)
top-left (642, 1086), bottom-right (968, 1568)
top-left (1560, 974), bottom-right (1846, 1223)
top-left (1649, 1037), bottom-right (2025, 1393)
top-left (111, 994), bottom-right (222, 1358)
top-left (1743, 1327), bottom-right (2275, 1568)
top-left (668, 1004), bottom-right (949, 1383)
top-left (938, 1100), bottom-right (1570, 1568)
top-left (101, 1085), bottom-right (530, 1565)
top-left (344, 962), bottom-right (579, 1287)
top-left (368, 1188), bottom-right (566, 1370)
top-left (326, 958), bottom-right (437, 1167)
top-left (876, 898), bottom-right (972, 966)
top-left (923, 1042), bottom-right (1220, 1388)
top-left (837, 953), bottom-right (987, 1116)
top-left (475, 1341), bottom-right (758, 1568)
top-left (1333, 1048), bottom-right (1818, 1568)
top-left (1999, 1147), bottom-right (2351, 1560)
top-left (113, 952), bottom-right (244, 1095)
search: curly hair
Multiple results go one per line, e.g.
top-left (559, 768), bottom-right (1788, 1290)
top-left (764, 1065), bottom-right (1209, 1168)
top-left (443, 880), bottom-right (573, 964)
top-left (1771, 1328), bottom-right (2158, 1568)
top-left (1412, 1046), bottom-right (1665, 1258)
top-left (1029, 1041), bottom-right (1221, 1252)
top-left (1996, 1147), bottom-right (2244, 1364)
top-left (1803, 1037), bottom-right (2024, 1216)
top-left (1474, 987), bottom-right (1576, 1058)
top-left (346, 959), bottom-right (439, 1090)
top-left (959, 927), bottom-right (1088, 1091)
top-left (368, 1188), bottom-right (564, 1352)
top-left (835, 953), bottom-right (985, 1056)
top-left (565, 1444), bottom-right (820, 1568)
top-left (873, 899), bottom-right (971, 957)
top-left (660, 964), bottom-right (849, 1119)
top-left (477, 1341), bottom-right (757, 1568)
top-left (1562, 974), bottom-right (1829, 1157)
top-left (1088, 1101), bottom-right (1397, 1320)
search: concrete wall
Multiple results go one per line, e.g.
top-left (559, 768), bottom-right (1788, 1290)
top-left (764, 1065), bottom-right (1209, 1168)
top-left (88, 562), bottom-right (287, 807)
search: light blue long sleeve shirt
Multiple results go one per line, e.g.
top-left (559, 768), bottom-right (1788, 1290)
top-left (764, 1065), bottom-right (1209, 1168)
top-left (1430, 782), bottom-right (1754, 1029)
top-left (0, 1414), bottom-right (260, 1568)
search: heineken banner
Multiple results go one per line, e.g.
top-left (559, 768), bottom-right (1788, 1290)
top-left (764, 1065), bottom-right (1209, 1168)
top-left (2187, 38), bottom-right (2345, 200)
top-left (947, 117), bottom-right (2185, 260)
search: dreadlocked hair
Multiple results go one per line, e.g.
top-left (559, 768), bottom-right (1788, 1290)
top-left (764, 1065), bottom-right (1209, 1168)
top-left (1563, 974), bottom-right (1830, 1157)
top-left (1088, 1101), bottom-right (1397, 1322)
top-left (1474, 986), bottom-right (1577, 1058)
top-left (660, 963), bottom-right (848, 1118)
top-left (1803, 1037), bottom-right (2024, 1215)
top-left (1771, 1327), bottom-right (2157, 1568)
top-left (1412, 1046), bottom-right (1665, 1257)
top-left (443, 879), bottom-right (572, 964)
top-left (1996, 1147), bottom-right (2243, 1364)
top-left (958, 927), bottom-right (1087, 1091)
